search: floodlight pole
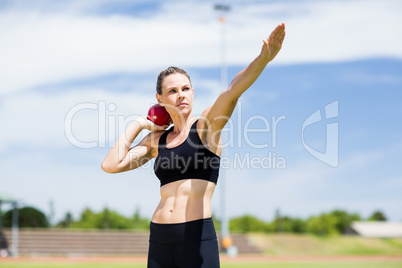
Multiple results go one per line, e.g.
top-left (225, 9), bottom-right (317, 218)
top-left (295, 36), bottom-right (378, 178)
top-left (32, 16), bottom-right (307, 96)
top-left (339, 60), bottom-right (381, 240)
top-left (0, 201), bottom-right (2, 228)
top-left (11, 202), bottom-right (18, 257)
top-left (214, 3), bottom-right (231, 252)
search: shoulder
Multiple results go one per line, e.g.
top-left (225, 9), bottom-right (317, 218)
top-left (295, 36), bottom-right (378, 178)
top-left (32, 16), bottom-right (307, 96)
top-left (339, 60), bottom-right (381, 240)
top-left (197, 106), bottom-right (212, 132)
top-left (201, 106), bottom-right (212, 118)
top-left (195, 108), bottom-right (222, 156)
top-left (196, 107), bottom-right (213, 141)
top-left (198, 106), bottom-right (212, 129)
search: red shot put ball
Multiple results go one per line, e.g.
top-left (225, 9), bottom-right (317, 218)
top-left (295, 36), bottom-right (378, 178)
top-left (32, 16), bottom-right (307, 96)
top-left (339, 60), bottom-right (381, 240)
top-left (147, 104), bottom-right (171, 126)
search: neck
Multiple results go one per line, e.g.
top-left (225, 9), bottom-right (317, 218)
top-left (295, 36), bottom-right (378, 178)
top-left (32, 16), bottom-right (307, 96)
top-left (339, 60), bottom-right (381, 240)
top-left (170, 113), bottom-right (194, 133)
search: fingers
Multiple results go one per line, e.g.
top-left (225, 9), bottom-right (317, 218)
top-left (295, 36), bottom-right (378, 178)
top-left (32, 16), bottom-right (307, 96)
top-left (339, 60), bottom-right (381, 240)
top-left (274, 25), bottom-right (282, 39)
top-left (280, 30), bottom-right (286, 43)
top-left (280, 22), bottom-right (286, 40)
top-left (274, 23), bottom-right (285, 39)
top-left (267, 22), bottom-right (286, 44)
top-left (279, 28), bottom-right (286, 44)
top-left (153, 124), bottom-right (168, 132)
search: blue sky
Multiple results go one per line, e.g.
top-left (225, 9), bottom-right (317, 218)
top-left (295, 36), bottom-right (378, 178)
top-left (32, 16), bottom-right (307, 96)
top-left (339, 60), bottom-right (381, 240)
top-left (1, 0), bottom-right (402, 224)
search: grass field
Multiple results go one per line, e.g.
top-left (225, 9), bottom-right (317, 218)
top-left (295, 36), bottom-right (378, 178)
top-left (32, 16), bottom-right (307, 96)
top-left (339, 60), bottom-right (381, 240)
top-left (248, 233), bottom-right (402, 256)
top-left (1, 261), bottom-right (402, 268)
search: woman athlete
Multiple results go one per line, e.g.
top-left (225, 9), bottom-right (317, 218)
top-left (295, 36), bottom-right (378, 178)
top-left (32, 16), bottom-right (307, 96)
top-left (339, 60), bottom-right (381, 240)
top-left (102, 22), bottom-right (286, 268)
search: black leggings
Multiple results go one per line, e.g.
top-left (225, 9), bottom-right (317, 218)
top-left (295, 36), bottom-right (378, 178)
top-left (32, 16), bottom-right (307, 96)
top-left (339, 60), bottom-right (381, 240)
top-left (147, 217), bottom-right (220, 268)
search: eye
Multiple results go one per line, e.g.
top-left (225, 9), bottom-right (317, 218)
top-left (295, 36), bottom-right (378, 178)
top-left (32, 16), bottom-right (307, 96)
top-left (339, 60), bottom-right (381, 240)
top-left (169, 89), bottom-right (176, 93)
top-left (183, 87), bottom-right (190, 91)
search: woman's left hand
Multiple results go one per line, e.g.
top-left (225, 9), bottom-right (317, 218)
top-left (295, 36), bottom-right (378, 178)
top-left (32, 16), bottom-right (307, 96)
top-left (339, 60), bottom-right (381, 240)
top-left (261, 22), bottom-right (286, 62)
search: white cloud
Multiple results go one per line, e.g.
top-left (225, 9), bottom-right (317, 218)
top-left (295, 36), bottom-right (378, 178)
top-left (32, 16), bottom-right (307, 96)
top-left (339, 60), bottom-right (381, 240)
top-left (1, 0), bottom-right (402, 94)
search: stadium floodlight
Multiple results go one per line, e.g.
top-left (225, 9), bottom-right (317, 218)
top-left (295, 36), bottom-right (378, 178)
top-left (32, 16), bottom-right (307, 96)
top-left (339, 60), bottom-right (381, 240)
top-left (213, 3), bottom-right (234, 255)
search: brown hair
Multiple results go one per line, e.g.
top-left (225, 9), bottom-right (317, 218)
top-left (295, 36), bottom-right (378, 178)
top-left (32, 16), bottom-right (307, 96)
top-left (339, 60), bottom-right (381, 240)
top-left (156, 66), bottom-right (191, 94)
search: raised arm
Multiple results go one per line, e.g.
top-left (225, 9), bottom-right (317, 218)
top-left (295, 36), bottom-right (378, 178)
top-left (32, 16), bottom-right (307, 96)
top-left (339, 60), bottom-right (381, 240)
top-left (203, 23), bottom-right (286, 133)
top-left (101, 117), bottom-right (167, 173)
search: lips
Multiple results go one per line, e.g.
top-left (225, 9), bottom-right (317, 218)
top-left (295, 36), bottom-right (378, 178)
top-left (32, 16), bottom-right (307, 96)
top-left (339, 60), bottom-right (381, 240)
top-left (177, 103), bottom-right (188, 107)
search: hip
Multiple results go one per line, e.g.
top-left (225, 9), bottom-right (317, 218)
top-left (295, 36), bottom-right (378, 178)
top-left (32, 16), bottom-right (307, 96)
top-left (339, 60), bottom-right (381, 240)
top-left (149, 217), bottom-right (217, 245)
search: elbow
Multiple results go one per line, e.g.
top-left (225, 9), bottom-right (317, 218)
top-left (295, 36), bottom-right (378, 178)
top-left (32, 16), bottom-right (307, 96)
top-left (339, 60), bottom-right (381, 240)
top-left (101, 161), bottom-right (118, 174)
top-left (223, 88), bottom-right (241, 103)
top-left (231, 96), bottom-right (240, 104)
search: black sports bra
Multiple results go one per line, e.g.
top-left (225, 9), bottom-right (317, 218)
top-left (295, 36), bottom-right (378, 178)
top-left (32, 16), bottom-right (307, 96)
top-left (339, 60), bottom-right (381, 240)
top-left (154, 120), bottom-right (220, 187)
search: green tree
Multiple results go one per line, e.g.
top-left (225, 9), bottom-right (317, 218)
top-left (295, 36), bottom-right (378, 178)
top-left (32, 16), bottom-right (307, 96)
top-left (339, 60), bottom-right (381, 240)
top-left (268, 216), bottom-right (307, 233)
top-left (330, 210), bottom-right (361, 233)
top-left (70, 207), bottom-right (97, 229)
top-left (3, 206), bottom-right (49, 228)
top-left (306, 213), bottom-right (338, 236)
top-left (272, 216), bottom-right (294, 232)
top-left (291, 218), bottom-right (307, 233)
top-left (368, 210), bottom-right (387, 221)
top-left (229, 215), bottom-right (269, 233)
top-left (56, 212), bottom-right (73, 228)
top-left (71, 207), bottom-right (133, 229)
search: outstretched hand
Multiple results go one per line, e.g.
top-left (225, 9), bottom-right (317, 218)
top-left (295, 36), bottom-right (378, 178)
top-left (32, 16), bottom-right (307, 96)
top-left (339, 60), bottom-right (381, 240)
top-left (261, 22), bottom-right (286, 62)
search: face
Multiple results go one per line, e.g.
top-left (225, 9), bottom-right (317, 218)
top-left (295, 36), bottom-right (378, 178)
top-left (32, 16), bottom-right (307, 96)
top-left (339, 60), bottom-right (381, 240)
top-left (156, 73), bottom-right (194, 117)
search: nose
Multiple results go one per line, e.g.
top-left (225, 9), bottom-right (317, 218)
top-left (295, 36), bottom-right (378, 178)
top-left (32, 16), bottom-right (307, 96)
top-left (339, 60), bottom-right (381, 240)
top-left (177, 89), bottom-right (184, 99)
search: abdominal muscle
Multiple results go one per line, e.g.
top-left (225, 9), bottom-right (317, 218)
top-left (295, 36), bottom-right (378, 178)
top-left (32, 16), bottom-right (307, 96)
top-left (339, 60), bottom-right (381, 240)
top-left (151, 179), bottom-right (216, 224)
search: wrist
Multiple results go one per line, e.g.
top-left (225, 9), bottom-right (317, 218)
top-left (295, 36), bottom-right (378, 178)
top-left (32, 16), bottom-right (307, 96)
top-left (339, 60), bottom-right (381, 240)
top-left (257, 53), bottom-right (271, 65)
top-left (134, 116), bottom-right (149, 130)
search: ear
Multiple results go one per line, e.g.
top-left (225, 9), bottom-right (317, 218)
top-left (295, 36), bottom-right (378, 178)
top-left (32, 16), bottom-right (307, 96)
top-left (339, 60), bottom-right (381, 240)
top-left (156, 93), bottom-right (163, 105)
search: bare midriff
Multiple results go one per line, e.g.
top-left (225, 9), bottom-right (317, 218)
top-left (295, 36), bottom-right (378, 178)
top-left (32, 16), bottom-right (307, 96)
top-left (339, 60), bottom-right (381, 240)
top-left (151, 179), bottom-right (216, 224)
